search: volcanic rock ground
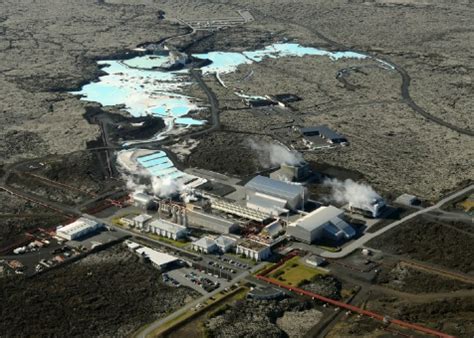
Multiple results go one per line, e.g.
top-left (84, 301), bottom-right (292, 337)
top-left (0, 246), bottom-right (199, 337)
top-left (1, 0), bottom-right (472, 201)
top-left (1, 1), bottom-right (474, 337)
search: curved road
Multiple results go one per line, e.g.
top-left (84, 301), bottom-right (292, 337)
top-left (245, 7), bottom-right (474, 137)
top-left (321, 184), bottom-right (474, 259)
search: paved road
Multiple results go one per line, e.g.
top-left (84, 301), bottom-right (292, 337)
top-left (246, 6), bottom-right (474, 137)
top-left (136, 262), bottom-right (266, 338)
top-left (321, 184), bottom-right (474, 259)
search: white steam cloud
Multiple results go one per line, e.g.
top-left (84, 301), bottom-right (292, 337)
top-left (123, 170), bottom-right (185, 198)
top-left (323, 178), bottom-right (382, 211)
top-left (247, 139), bottom-right (304, 167)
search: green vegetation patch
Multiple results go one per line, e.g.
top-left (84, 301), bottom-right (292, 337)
top-left (268, 256), bottom-right (326, 286)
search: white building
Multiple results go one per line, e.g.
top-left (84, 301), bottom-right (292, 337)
top-left (133, 214), bottom-right (152, 229)
top-left (192, 237), bottom-right (218, 254)
top-left (305, 255), bottom-right (327, 267)
top-left (286, 206), bottom-right (355, 244)
top-left (262, 220), bottom-right (283, 239)
top-left (215, 236), bottom-right (237, 253)
top-left (132, 192), bottom-right (155, 210)
top-left (236, 239), bottom-right (271, 261)
top-left (135, 246), bottom-right (179, 270)
top-left (56, 217), bottom-right (103, 241)
top-left (245, 175), bottom-right (307, 213)
top-left (148, 219), bottom-right (187, 240)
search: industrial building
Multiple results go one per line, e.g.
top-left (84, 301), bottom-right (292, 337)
top-left (262, 220), bottom-right (284, 239)
top-left (305, 255), bottom-right (327, 267)
top-left (246, 192), bottom-right (288, 216)
top-left (215, 235), bottom-right (237, 253)
top-left (236, 239), bottom-right (271, 261)
top-left (348, 197), bottom-right (386, 218)
top-left (245, 175), bottom-right (307, 213)
top-left (158, 201), bottom-right (188, 226)
top-left (192, 237), bottom-right (217, 254)
top-left (211, 199), bottom-right (270, 222)
top-left (133, 214), bottom-right (152, 228)
top-left (287, 206), bottom-right (355, 244)
top-left (121, 214), bottom-right (152, 229)
top-left (394, 193), bottom-right (420, 206)
top-left (131, 192), bottom-right (156, 210)
top-left (270, 162), bottom-right (311, 182)
top-left (133, 245), bottom-right (179, 270)
top-left (186, 207), bottom-right (240, 234)
top-left (301, 125), bottom-right (348, 145)
top-left (148, 219), bottom-right (187, 240)
top-left (56, 217), bottom-right (103, 241)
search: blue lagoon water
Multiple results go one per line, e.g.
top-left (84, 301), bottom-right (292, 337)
top-left (71, 42), bottom-right (380, 144)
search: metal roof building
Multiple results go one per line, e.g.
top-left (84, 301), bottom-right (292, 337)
top-left (211, 199), bottom-right (270, 222)
top-left (215, 235), bottom-right (237, 252)
top-left (135, 246), bottom-right (178, 269)
top-left (301, 125), bottom-right (348, 144)
top-left (236, 238), bottom-right (271, 261)
top-left (187, 209), bottom-right (240, 234)
top-left (192, 236), bottom-right (218, 253)
top-left (287, 206), bottom-right (355, 244)
top-left (148, 219), bottom-right (187, 240)
top-left (245, 175), bottom-right (307, 211)
top-left (56, 217), bottom-right (103, 241)
top-left (246, 192), bottom-right (288, 216)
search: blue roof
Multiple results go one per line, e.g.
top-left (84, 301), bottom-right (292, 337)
top-left (245, 175), bottom-right (304, 201)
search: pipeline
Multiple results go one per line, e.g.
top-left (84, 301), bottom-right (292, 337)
top-left (25, 173), bottom-right (96, 197)
top-left (256, 252), bottom-right (454, 338)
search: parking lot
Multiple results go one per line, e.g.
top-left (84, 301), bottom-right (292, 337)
top-left (0, 235), bottom-right (80, 276)
top-left (167, 267), bottom-right (227, 295)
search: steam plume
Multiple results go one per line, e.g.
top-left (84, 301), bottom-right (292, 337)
top-left (247, 139), bottom-right (303, 167)
top-left (123, 171), bottom-right (185, 198)
top-left (323, 178), bottom-right (382, 210)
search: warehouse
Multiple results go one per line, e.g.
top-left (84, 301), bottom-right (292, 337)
top-left (270, 162), bottom-right (311, 182)
top-left (236, 239), bottom-right (271, 261)
top-left (245, 175), bottom-right (307, 211)
top-left (56, 217), bottom-right (103, 241)
top-left (301, 125), bottom-right (348, 145)
top-left (215, 235), bottom-right (237, 253)
top-left (246, 192), bottom-right (288, 216)
top-left (135, 246), bottom-right (179, 270)
top-left (187, 209), bottom-right (240, 234)
top-left (148, 219), bottom-right (187, 240)
top-left (211, 199), bottom-right (270, 222)
top-left (287, 206), bottom-right (355, 244)
top-left (131, 192), bottom-right (156, 210)
top-left (192, 237), bottom-right (217, 254)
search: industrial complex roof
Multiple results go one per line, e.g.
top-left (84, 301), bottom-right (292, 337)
top-left (237, 238), bottom-right (269, 251)
top-left (57, 217), bottom-right (98, 236)
top-left (134, 214), bottom-right (152, 223)
top-left (289, 206), bottom-right (355, 239)
top-left (300, 125), bottom-right (345, 141)
top-left (149, 219), bottom-right (186, 234)
top-left (211, 199), bottom-right (270, 222)
top-left (193, 236), bottom-right (217, 249)
top-left (136, 246), bottom-right (178, 267)
top-left (263, 220), bottom-right (283, 237)
top-left (215, 235), bottom-right (237, 248)
top-left (245, 175), bottom-right (305, 201)
top-left (247, 192), bottom-right (288, 213)
top-left (291, 206), bottom-right (344, 231)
